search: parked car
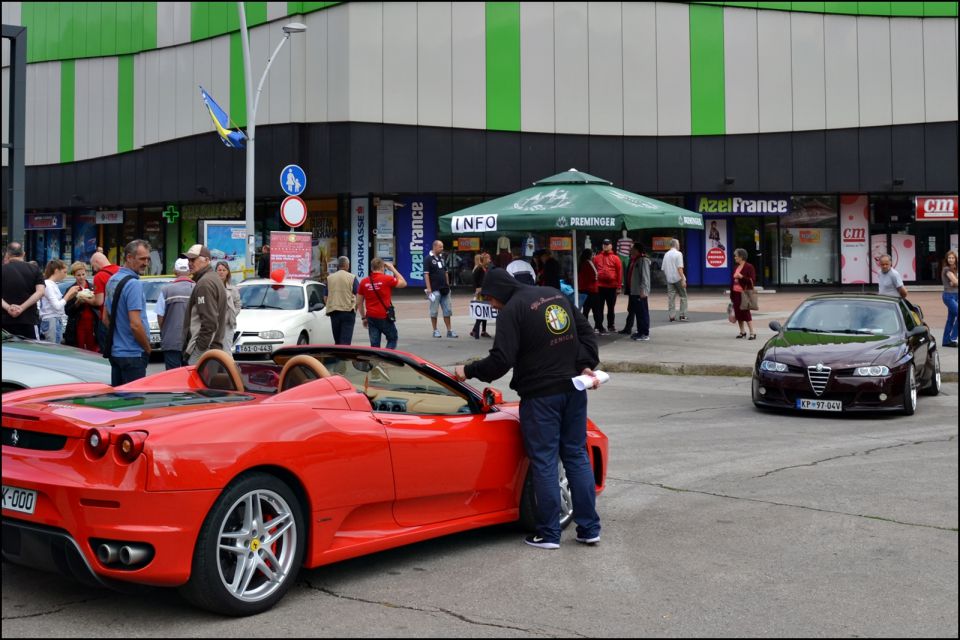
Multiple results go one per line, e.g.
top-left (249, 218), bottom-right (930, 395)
top-left (1, 329), bottom-right (111, 393)
top-left (1, 345), bottom-right (609, 615)
top-left (752, 293), bottom-right (941, 415)
top-left (232, 279), bottom-right (326, 357)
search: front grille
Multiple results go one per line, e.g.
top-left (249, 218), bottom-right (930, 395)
top-left (806, 365), bottom-right (832, 396)
top-left (2, 427), bottom-right (67, 451)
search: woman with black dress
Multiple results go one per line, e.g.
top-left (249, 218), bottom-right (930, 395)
top-left (470, 252), bottom-right (492, 339)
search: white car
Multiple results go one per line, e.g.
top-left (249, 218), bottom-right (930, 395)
top-left (233, 279), bottom-right (326, 357)
top-left (141, 276), bottom-right (175, 350)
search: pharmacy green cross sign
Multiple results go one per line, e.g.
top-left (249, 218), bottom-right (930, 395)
top-left (162, 205), bottom-right (180, 223)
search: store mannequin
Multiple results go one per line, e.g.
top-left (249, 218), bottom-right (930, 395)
top-left (497, 234), bottom-right (511, 252)
top-left (616, 229), bottom-right (634, 259)
top-left (584, 235), bottom-right (592, 251)
top-left (523, 233), bottom-right (535, 257)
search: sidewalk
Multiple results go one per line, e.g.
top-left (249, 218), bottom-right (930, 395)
top-left (383, 288), bottom-right (958, 382)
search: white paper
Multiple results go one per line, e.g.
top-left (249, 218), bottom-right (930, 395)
top-left (572, 370), bottom-right (610, 391)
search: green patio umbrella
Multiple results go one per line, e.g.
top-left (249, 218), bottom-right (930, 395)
top-left (439, 169), bottom-right (704, 298)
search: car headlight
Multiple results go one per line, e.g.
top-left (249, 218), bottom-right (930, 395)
top-left (854, 366), bottom-right (890, 377)
top-left (760, 360), bottom-right (788, 373)
top-left (259, 330), bottom-right (284, 340)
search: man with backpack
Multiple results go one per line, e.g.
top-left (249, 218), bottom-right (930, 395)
top-left (102, 240), bottom-right (152, 385)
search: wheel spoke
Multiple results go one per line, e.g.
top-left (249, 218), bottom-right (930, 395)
top-left (262, 516), bottom-right (293, 546)
top-left (257, 548), bottom-right (283, 583)
top-left (229, 553), bottom-right (257, 596)
top-left (252, 492), bottom-right (265, 532)
top-left (219, 542), bottom-right (247, 556)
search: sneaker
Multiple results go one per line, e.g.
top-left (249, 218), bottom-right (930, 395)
top-left (678, 315), bottom-right (688, 322)
top-left (447, 330), bottom-right (458, 338)
top-left (595, 326), bottom-right (607, 334)
top-left (433, 329), bottom-right (441, 338)
top-left (630, 334), bottom-right (650, 341)
top-left (668, 316), bottom-right (676, 322)
top-left (524, 535), bottom-right (560, 549)
top-left (617, 328), bottom-right (632, 335)
top-left (575, 535), bottom-right (600, 545)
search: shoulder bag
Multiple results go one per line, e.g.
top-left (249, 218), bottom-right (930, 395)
top-left (370, 274), bottom-right (396, 323)
top-left (740, 288), bottom-right (759, 311)
top-left (101, 275), bottom-right (135, 358)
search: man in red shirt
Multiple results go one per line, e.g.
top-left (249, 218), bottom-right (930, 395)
top-left (592, 239), bottom-right (623, 333)
top-left (357, 258), bottom-right (407, 349)
top-left (90, 251), bottom-right (120, 349)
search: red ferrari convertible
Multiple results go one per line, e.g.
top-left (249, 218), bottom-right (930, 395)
top-left (2, 346), bottom-right (608, 615)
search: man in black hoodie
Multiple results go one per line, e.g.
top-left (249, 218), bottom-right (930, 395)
top-left (455, 268), bottom-right (602, 549)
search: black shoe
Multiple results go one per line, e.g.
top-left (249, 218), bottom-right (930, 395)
top-left (669, 316), bottom-right (676, 322)
top-left (524, 535), bottom-right (560, 549)
top-left (607, 325), bottom-right (616, 332)
top-left (617, 329), bottom-right (632, 335)
top-left (596, 326), bottom-right (607, 334)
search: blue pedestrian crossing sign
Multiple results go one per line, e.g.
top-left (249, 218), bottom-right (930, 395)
top-left (280, 164), bottom-right (307, 196)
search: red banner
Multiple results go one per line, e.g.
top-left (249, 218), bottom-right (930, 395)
top-left (915, 196), bottom-right (958, 221)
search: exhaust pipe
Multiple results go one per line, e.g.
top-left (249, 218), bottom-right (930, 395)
top-left (97, 542), bottom-right (120, 565)
top-left (119, 544), bottom-right (150, 566)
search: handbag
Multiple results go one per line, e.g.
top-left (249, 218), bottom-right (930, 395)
top-left (740, 289), bottom-right (759, 311)
top-left (727, 302), bottom-right (737, 323)
top-left (370, 274), bottom-right (397, 323)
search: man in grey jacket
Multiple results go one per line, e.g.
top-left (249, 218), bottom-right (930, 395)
top-left (156, 258), bottom-right (195, 369)
top-left (182, 244), bottom-right (226, 364)
top-left (626, 244), bottom-right (652, 341)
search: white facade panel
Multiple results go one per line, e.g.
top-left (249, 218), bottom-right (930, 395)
top-left (857, 17), bottom-right (892, 127)
top-left (209, 36), bottom-right (231, 126)
top-left (156, 2), bottom-right (176, 49)
top-left (656, 2), bottom-right (691, 136)
top-left (890, 19), bottom-right (925, 125)
top-left (266, 21), bottom-right (293, 125)
top-left (249, 24), bottom-right (272, 125)
top-left (172, 2), bottom-right (192, 47)
top-left (304, 9), bottom-right (329, 123)
top-left (923, 18), bottom-right (959, 123)
top-left (192, 39), bottom-right (214, 136)
top-left (622, 2), bottom-right (658, 135)
top-left (23, 64), bottom-right (37, 165)
top-left (289, 19), bottom-right (307, 123)
top-left (418, 2), bottom-right (453, 127)
top-left (347, 2), bottom-right (382, 123)
top-left (1, 2), bottom-right (21, 68)
top-left (554, 2), bottom-right (589, 135)
top-left (48, 63), bottom-right (60, 164)
top-left (267, 3), bottom-right (288, 22)
top-left (451, 2), bottom-right (485, 129)
top-left (588, 2), bottom-right (624, 135)
top-left (143, 51), bottom-right (161, 146)
top-left (520, 2), bottom-right (555, 133)
top-left (74, 60), bottom-right (91, 161)
top-left (134, 53), bottom-right (145, 149)
top-left (156, 48), bottom-right (177, 143)
top-left (723, 7), bottom-right (759, 134)
top-left (101, 56), bottom-right (118, 157)
top-left (824, 14), bottom-right (860, 129)
top-left (382, 3), bottom-right (418, 126)
top-left (89, 59), bottom-right (105, 160)
top-left (757, 10), bottom-right (793, 133)
top-left (790, 12), bottom-right (826, 131)
top-left (174, 45), bottom-right (195, 139)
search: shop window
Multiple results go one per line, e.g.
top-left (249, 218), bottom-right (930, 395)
top-left (775, 197), bottom-right (839, 286)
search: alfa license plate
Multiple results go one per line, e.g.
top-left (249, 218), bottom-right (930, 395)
top-left (2, 485), bottom-right (38, 515)
top-left (796, 398), bottom-right (842, 412)
top-left (236, 344), bottom-right (273, 353)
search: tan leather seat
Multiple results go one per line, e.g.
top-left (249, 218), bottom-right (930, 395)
top-left (195, 349), bottom-right (244, 392)
top-left (277, 354), bottom-right (332, 392)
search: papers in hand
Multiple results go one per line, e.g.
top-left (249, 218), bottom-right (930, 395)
top-left (428, 292), bottom-right (437, 302)
top-left (572, 370), bottom-right (610, 391)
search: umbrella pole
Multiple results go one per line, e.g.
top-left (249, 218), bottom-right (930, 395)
top-left (572, 229), bottom-right (579, 306)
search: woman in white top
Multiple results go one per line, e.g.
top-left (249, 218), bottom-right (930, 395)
top-left (216, 260), bottom-right (242, 353)
top-left (39, 259), bottom-right (80, 343)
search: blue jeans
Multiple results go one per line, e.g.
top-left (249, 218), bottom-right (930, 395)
top-left (518, 390), bottom-right (601, 544)
top-left (40, 316), bottom-right (65, 344)
top-left (367, 317), bottom-right (398, 350)
top-left (943, 292), bottom-right (958, 344)
top-left (163, 350), bottom-right (186, 370)
top-left (110, 354), bottom-right (149, 387)
top-left (329, 310), bottom-right (357, 345)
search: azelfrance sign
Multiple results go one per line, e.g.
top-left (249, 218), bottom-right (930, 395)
top-left (696, 195), bottom-right (790, 216)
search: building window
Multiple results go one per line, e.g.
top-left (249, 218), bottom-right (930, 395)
top-left (774, 196), bottom-right (839, 286)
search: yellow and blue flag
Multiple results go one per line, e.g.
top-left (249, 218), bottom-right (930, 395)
top-left (199, 86), bottom-right (247, 149)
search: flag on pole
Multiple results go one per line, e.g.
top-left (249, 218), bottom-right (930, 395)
top-left (199, 86), bottom-right (247, 149)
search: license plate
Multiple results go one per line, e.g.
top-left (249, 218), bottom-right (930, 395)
top-left (2, 485), bottom-right (38, 515)
top-left (796, 398), bottom-right (842, 412)
top-left (236, 344), bottom-right (274, 353)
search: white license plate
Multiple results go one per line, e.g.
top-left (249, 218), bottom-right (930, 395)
top-left (796, 398), bottom-right (842, 412)
top-left (2, 485), bottom-right (38, 515)
top-left (236, 344), bottom-right (274, 353)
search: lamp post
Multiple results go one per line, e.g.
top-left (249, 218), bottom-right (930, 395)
top-left (238, 4), bottom-right (306, 271)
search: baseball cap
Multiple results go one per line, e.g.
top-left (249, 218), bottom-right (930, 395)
top-left (184, 244), bottom-right (211, 259)
top-left (602, 238), bottom-right (613, 244)
top-left (174, 258), bottom-right (190, 273)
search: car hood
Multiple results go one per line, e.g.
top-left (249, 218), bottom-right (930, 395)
top-left (236, 308), bottom-right (306, 330)
top-left (2, 339), bottom-right (112, 383)
top-left (765, 330), bottom-right (906, 369)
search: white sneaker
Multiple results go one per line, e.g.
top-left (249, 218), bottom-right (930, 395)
top-left (433, 329), bottom-right (441, 338)
top-left (447, 330), bottom-right (458, 338)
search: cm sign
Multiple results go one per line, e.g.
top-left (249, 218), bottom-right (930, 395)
top-left (451, 214), bottom-right (498, 233)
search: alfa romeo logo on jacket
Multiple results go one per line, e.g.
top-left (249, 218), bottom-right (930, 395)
top-left (545, 304), bottom-right (570, 335)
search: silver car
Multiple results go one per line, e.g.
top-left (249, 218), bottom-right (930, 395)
top-left (1, 329), bottom-right (112, 393)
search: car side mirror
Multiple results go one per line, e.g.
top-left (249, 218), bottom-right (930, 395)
top-left (481, 387), bottom-right (503, 413)
top-left (769, 320), bottom-right (782, 333)
top-left (907, 325), bottom-right (927, 338)
top-left (309, 302), bottom-right (325, 312)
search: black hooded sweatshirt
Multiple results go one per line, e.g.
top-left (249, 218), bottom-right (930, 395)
top-left (464, 268), bottom-right (599, 399)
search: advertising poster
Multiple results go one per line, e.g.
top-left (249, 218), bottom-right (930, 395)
top-left (270, 231), bottom-right (313, 279)
top-left (350, 198), bottom-right (369, 279)
top-left (840, 195), bottom-right (870, 284)
top-left (394, 196), bottom-right (437, 288)
top-left (870, 234), bottom-right (917, 283)
top-left (309, 209), bottom-right (337, 280)
top-left (73, 213), bottom-right (98, 264)
top-left (704, 219), bottom-right (727, 269)
top-left (376, 199), bottom-right (395, 237)
top-left (203, 221), bottom-right (248, 282)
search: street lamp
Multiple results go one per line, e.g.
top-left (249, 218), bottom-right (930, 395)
top-left (238, 4), bottom-right (307, 271)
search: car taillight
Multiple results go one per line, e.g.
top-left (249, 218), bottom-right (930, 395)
top-left (115, 431), bottom-right (147, 462)
top-left (86, 428), bottom-right (110, 458)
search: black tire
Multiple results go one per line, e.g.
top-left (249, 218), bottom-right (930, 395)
top-left (518, 462), bottom-right (573, 532)
top-left (180, 473), bottom-right (305, 616)
top-left (901, 366), bottom-right (917, 416)
top-left (751, 375), bottom-right (764, 409)
top-left (920, 348), bottom-right (941, 397)
top-left (297, 332), bottom-right (309, 345)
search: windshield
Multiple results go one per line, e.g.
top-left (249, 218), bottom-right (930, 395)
top-left (239, 284), bottom-right (304, 310)
top-left (785, 300), bottom-right (902, 335)
top-left (141, 279), bottom-right (174, 303)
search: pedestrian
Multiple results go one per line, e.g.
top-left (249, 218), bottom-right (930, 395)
top-left (324, 256), bottom-right (359, 345)
top-left (877, 254), bottom-right (909, 299)
top-left (63, 261), bottom-right (99, 351)
top-left (577, 248), bottom-right (602, 333)
top-left (592, 239), bottom-right (623, 333)
top-left (39, 259), bottom-right (80, 343)
top-left (426, 240), bottom-right (458, 338)
top-left (182, 244), bottom-right (227, 365)
top-left (155, 258), bottom-right (195, 370)
top-left (453, 268), bottom-right (602, 549)
top-left (662, 238), bottom-right (688, 322)
top-left (941, 249), bottom-right (958, 348)
top-left (103, 240), bottom-right (152, 385)
top-left (91, 251), bottom-right (121, 349)
top-left (358, 258), bottom-right (407, 349)
top-left (2, 242), bottom-right (46, 339)
top-left (731, 248), bottom-right (757, 340)
top-left (625, 244), bottom-right (652, 341)
top-left (470, 251), bottom-right (492, 339)
top-left (507, 253), bottom-right (537, 285)
top-left (257, 245), bottom-right (271, 279)
top-left (216, 260), bottom-right (242, 353)
top-left (537, 248), bottom-right (562, 290)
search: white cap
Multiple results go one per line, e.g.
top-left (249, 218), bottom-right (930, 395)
top-left (174, 258), bottom-right (190, 273)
